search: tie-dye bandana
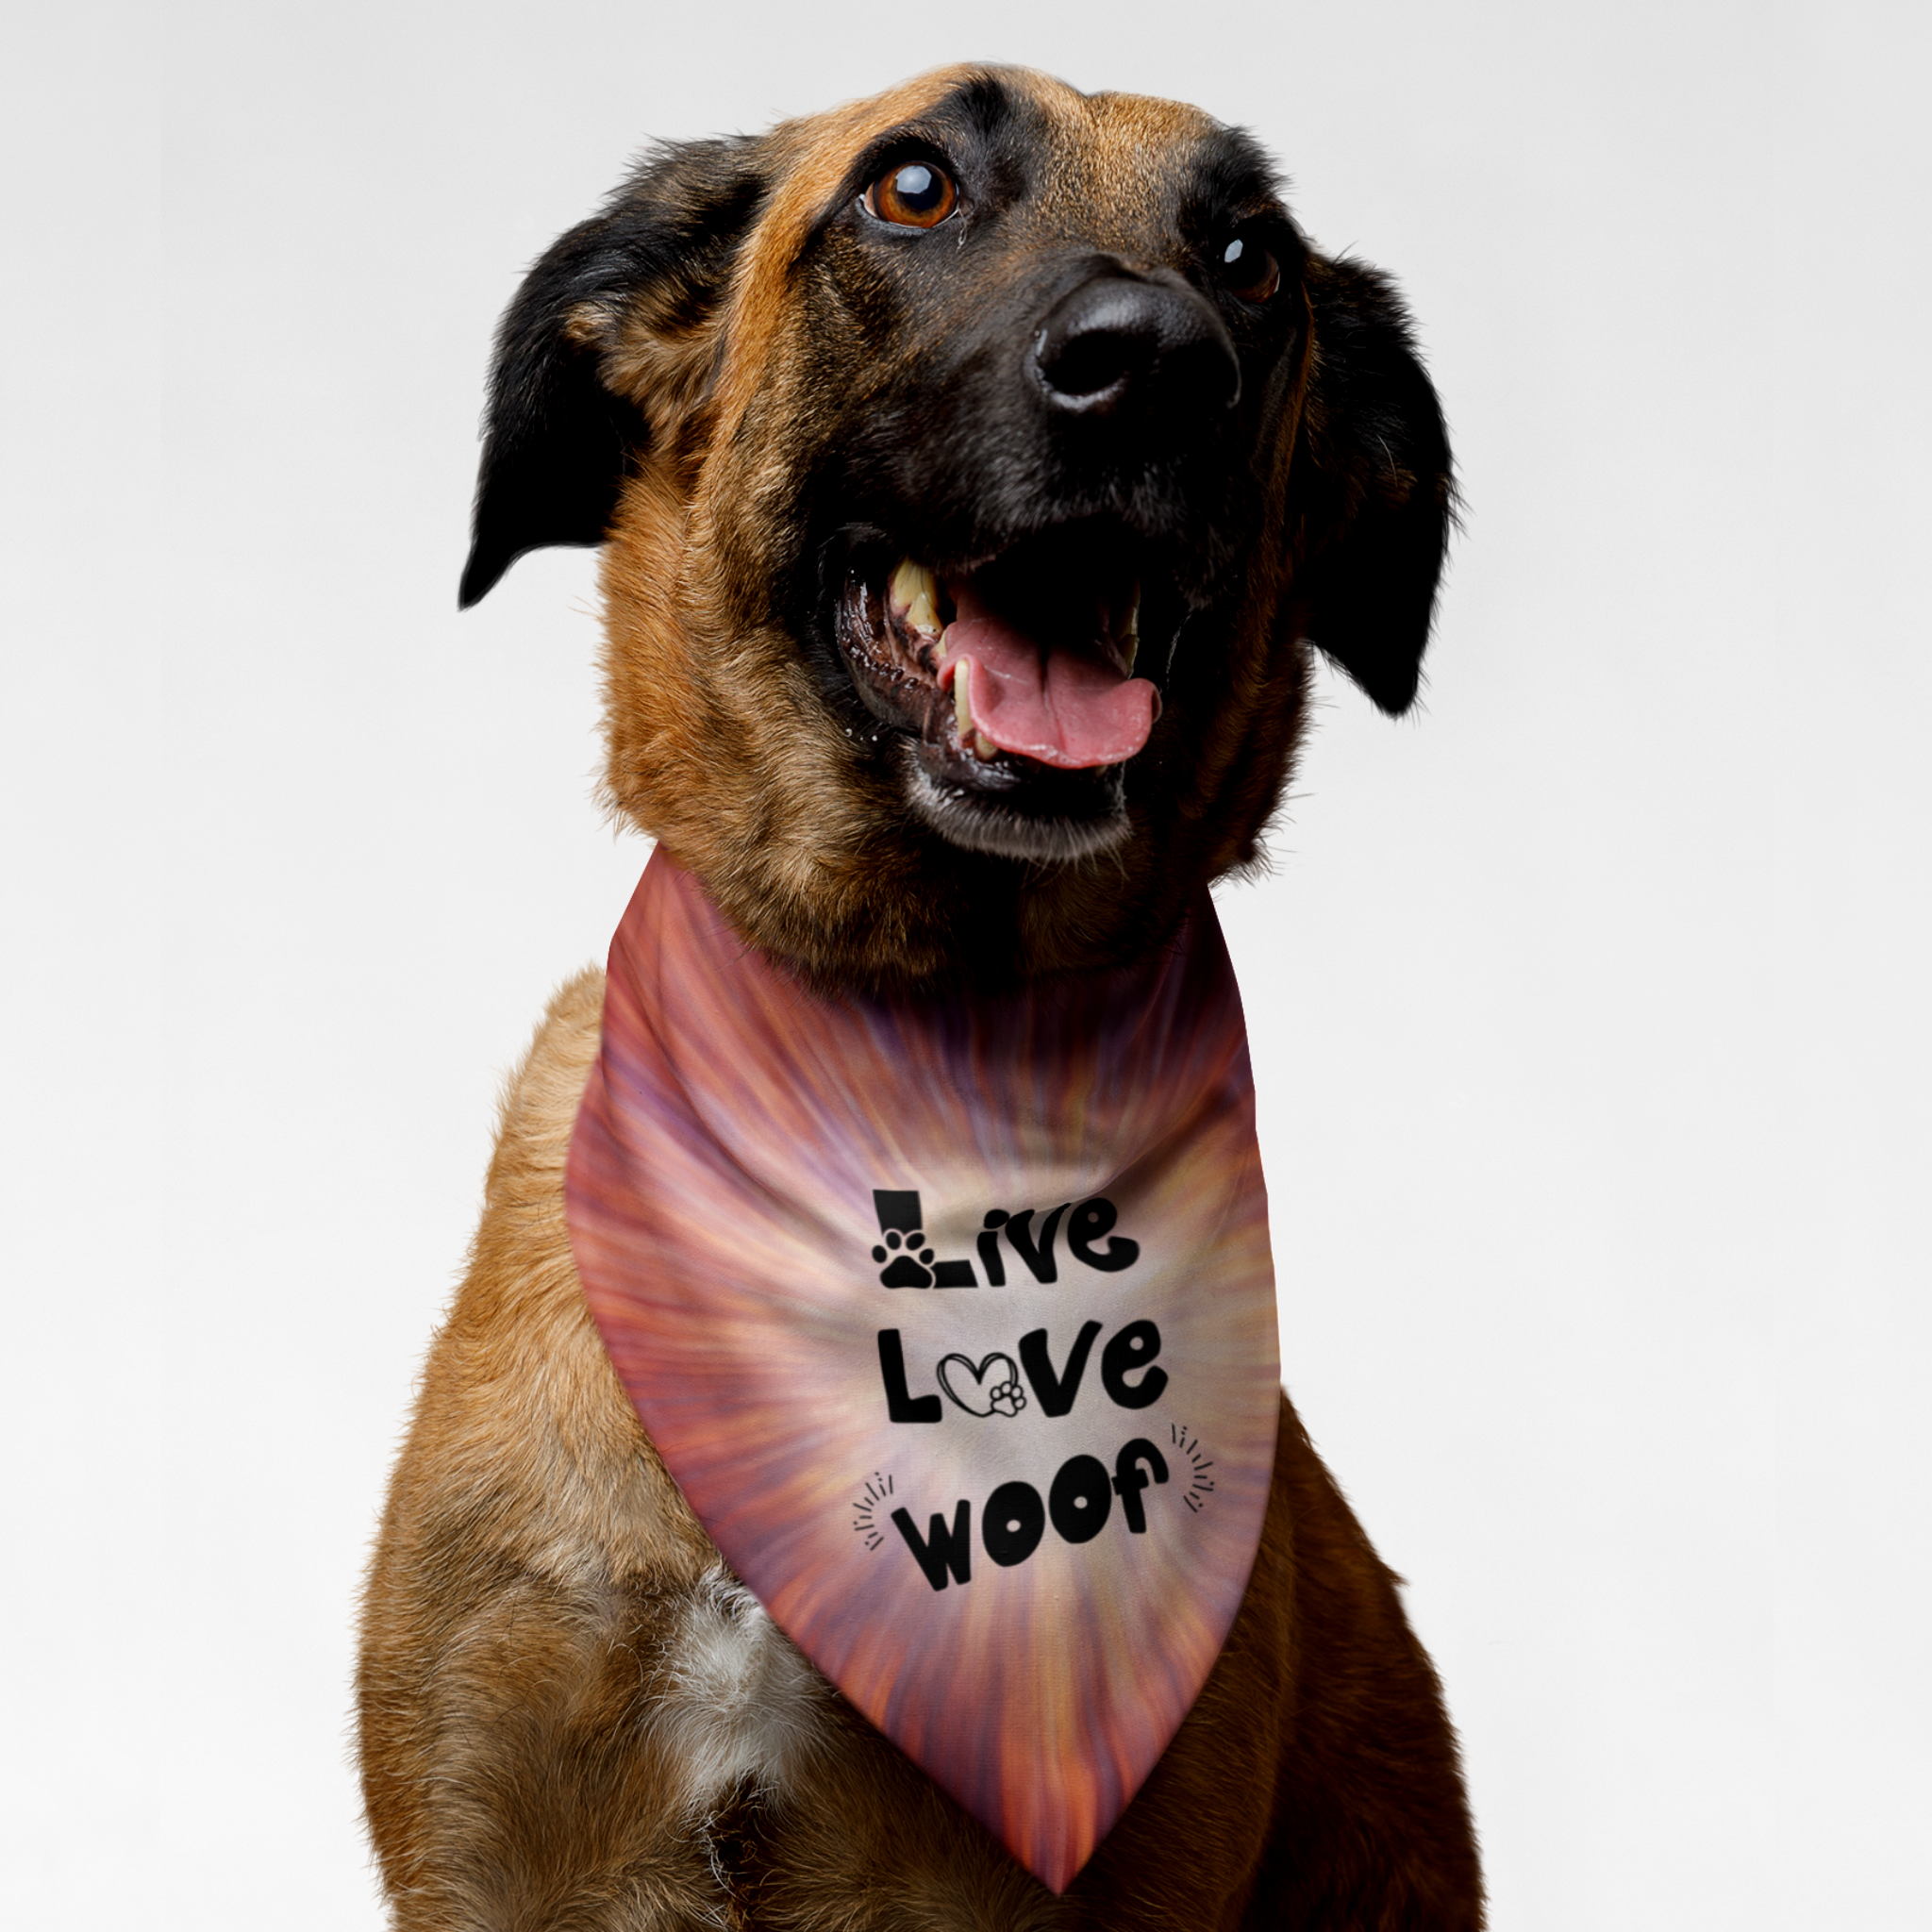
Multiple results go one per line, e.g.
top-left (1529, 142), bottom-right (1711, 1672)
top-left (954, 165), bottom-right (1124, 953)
top-left (565, 853), bottom-right (1280, 1891)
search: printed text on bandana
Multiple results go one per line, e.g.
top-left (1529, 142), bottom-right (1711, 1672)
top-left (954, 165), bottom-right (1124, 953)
top-left (858, 1188), bottom-right (1212, 1590)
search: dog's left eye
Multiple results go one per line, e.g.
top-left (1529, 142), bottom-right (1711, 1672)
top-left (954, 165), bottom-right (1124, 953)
top-left (1217, 233), bottom-right (1281, 303)
top-left (864, 160), bottom-right (958, 228)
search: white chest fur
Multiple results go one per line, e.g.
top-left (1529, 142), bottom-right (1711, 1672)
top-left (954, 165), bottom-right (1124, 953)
top-left (647, 1566), bottom-right (830, 1819)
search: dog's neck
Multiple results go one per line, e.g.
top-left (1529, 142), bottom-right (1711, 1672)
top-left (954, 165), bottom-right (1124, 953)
top-left (617, 631), bottom-right (1314, 997)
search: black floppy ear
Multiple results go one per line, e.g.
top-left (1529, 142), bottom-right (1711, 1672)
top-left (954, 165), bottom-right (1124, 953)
top-left (458, 137), bottom-right (768, 608)
top-left (1291, 257), bottom-right (1455, 715)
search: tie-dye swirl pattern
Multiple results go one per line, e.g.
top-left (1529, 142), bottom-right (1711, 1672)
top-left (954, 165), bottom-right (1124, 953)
top-left (566, 854), bottom-right (1279, 1891)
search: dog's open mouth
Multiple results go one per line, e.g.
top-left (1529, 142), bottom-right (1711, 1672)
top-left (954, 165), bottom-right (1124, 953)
top-left (833, 522), bottom-right (1182, 861)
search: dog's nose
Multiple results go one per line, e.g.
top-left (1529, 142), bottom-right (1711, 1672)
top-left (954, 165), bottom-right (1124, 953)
top-left (1032, 275), bottom-right (1241, 422)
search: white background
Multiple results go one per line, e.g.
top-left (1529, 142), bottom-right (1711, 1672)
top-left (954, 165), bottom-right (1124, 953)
top-left (5, 2), bottom-right (1927, 1926)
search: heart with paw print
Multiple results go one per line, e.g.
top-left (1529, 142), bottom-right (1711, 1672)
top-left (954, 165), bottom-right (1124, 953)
top-left (936, 1350), bottom-right (1024, 1417)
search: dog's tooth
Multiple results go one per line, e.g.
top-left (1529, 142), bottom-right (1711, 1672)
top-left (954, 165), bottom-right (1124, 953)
top-left (1122, 584), bottom-right (1141, 675)
top-left (974, 731), bottom-right (999, 761)
top-left (889, 558), bottom-right (941, 636)
top-left (954, 659), bottom-right (974, 742)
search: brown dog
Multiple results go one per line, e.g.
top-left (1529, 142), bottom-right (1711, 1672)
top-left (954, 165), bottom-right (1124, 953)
top-left (359, 64), bottom-right (1480, 1930)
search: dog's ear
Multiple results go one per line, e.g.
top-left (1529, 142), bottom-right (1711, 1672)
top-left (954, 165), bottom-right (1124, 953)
top-left (1289, 257), bottom-right (1455, 715)
top-left (458, 138), bottom-right (768, 608)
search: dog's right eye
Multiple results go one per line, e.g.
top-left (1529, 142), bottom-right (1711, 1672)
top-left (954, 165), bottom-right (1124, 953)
top-left (864, 160), bottom-right (958, 228)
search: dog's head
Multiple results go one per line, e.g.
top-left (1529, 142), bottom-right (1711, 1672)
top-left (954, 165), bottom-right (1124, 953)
top-left (461, 66), bottom-right (1451, 988)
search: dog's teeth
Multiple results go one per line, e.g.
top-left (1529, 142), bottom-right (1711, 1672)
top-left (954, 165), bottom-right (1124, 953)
top-left (954, 659), bottom-right (974, 742)
top-left (974, 731), bottom-right (999, 760)
top-left (1122, 585), bottom-right (1141, 675)
top-left (889, 558), bottom-right (941, 636)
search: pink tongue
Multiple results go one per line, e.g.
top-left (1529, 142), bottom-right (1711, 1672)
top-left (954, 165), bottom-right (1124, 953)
top-left (938, 604), bottom-right (1158, 771)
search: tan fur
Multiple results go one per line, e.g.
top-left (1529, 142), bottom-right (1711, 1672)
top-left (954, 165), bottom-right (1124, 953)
top-left (362, 67), bottom-right (1480, 1930)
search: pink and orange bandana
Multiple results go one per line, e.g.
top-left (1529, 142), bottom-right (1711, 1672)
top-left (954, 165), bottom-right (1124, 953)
top-left (565, 853), bottom-right (1280, 1890)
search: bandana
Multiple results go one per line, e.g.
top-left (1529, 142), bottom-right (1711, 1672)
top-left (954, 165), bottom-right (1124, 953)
top-left (565, 852), bottom-right (1280, 1891)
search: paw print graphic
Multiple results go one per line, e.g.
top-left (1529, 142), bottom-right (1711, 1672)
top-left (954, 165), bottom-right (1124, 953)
top-left (987, 1375), bottom-right (1026, 1418)
top-left (873, 1227), bottom-right (935, 1289)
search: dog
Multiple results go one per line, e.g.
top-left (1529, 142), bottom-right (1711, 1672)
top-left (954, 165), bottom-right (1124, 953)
top-left (358, 64), bottom-right (1480, 1930)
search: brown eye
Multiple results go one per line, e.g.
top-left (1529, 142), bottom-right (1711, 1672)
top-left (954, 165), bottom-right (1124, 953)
top-left (1218, 234), bottom-right (1280, 302)
top-left (865, 159), bottom-right (958, 228)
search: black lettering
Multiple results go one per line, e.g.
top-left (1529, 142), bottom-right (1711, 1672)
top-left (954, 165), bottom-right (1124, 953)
top-left (876, 1329), bottom-right (941, 1424)
top-left (1048, 1454), bottom-right (1113, 1544)
top-left (891, 1501), bottom-right (973, 1590)
top-left (1101, 1320), bottom-right (1167, 1408)
top-left (1019, 1321), bottom-right (1102, 1417)
top-left (874, 1190), bottom-right (923, 1235)
top-left (1002, 1205), bottom-right (1068, 1283)
top-left (1068, 1197), bottom-right (1139, 1273)
top-left (975, 1211), bottom-right (1008, 1287)
top-left (931, 1258), bottom-right (978, 1288)
top-left (1111, 1438), bottom-right (1170, 1533)
top-left (981, 1480), bottom-right (1046, 1567)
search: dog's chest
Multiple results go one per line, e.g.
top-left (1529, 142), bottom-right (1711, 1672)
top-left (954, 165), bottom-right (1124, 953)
top-left (649, 1567), bottom-right (829, 1815)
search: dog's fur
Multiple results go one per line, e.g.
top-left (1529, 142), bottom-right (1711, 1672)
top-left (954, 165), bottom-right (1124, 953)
top-left (359, 66), bottom-right (1481, 1929)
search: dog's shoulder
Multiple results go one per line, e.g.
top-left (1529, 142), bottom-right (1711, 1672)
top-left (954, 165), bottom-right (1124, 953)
top-left (361, 973), bottom-right (847, 1906)
top-left (481, 964), bottom-right (607, 1218)
top-left (374, 966), bottom-right (714, 1591)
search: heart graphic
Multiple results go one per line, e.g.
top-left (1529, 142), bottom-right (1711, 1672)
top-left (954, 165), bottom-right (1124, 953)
top-left (936, 1351), bottom-right (1025, 1418)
